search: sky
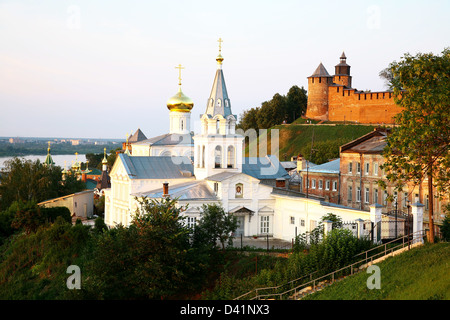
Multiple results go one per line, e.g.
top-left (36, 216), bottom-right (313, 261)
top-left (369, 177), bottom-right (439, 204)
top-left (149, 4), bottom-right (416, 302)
top-left (0, 0), bottom-right (449, 140)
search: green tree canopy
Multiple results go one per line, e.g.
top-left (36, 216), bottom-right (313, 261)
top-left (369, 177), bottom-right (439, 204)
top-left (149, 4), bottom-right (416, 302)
top-left (0, 158), bottom-right (84, 211)
top-left (193, 203), bottom-right (238, 251)
top-left (237, 85), bottom-right (307, 131)
top-left (380, 47), bottom-right (450, 242)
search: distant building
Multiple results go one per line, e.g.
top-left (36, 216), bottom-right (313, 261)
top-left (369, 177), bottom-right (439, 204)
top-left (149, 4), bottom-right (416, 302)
top-left (38, 190), bottom-right (94, 222)
top-left (305, 52), bottom-right (402, 124)
top-left (300, 158), bottom-right (340, 203)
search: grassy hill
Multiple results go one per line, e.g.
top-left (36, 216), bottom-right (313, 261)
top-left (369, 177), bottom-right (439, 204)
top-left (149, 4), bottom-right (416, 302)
top-left (303, 243), bottom-right (450, 300)
top-left (245, 123), bottom-right (378, 162)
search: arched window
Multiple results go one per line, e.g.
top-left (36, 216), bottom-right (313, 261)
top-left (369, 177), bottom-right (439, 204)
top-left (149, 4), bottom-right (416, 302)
top-left (215, 145), bottom-right (222, 168)
top-left (180, 119), bottom-right (184, 131)
top-left (227, 145), bottom-right (235, 168)
top-left (216, 120), bottom-right (220, 134)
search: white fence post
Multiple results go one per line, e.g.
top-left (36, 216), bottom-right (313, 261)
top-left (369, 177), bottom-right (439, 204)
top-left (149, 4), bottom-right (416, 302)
top-left (355, 218), bottom-right (364, 239)
top-left (411, 202), bottom-right (424, 244)
top-left (369, 203), bottom-right (382, 243)
top-left (324, 220), bottom-right (333, 238)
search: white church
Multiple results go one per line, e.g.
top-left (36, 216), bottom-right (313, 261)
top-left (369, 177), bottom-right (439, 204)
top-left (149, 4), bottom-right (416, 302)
top-left (104, 41), bottom-right (420, 243)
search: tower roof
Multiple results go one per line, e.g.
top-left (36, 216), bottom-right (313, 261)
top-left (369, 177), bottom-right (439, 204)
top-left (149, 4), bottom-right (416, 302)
top-left (129, 128), bottom-right (147, 143)
top-left (204, 38), bottom-right (232, 117)
top-left (336, 51), bottom-right (350, 67)
top-left (309, 62), bottom-right (332, 78)
top-left (44, 141), bottom-right (54, 166)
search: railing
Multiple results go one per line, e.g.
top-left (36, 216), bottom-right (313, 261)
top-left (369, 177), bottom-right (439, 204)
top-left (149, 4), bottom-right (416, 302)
top-left (234, 230), bottom-right (424, 300)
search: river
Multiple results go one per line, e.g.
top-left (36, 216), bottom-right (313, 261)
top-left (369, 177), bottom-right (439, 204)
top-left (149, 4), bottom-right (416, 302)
top-left (0, 154), bottom-right (87, 169)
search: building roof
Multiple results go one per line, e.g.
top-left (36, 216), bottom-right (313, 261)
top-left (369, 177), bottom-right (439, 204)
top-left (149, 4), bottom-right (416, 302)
top-left (309, 62), bottom-right (332, 78)
top-left (134, 180), bottom-right (217, 201)
top-left (206, 171), bottom-right (240, 182)
top-left (129, 128), bottom-right (147, 143)
top-left (132, 133), bottom-right (193, 146)
top-left (340, 128), bottom-right (389, 154)
top-left (119, 154), bottom-right (194, 180)
top-left (280, 161), bottom-right (297, 170)
top-left (242, 155), bottom-right (291, 180)
top-left (307, 158), bottom-right (340, 174)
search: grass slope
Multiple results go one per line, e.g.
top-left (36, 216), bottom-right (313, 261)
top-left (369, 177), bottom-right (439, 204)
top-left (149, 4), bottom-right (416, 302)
top-left (245, 124), bottom-right (376, 159)
top-left (303, 243), bottom-right (450, 300)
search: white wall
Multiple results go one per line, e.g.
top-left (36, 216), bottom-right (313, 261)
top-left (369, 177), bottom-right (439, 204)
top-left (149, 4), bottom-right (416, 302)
top-left (273, 194), bottom-right (372, 241)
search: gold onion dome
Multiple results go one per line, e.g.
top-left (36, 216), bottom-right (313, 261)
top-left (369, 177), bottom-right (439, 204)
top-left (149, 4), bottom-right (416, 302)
top-left (167, 64), bottom-right (194, 112)
top-left (166, 87), bottom-right (194, 112)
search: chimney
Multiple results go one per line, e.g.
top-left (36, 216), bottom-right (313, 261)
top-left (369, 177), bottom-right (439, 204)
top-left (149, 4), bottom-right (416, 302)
top-left (162, 182), bottom-right (169, 197)
top-left (276, 178), bottom-right (286, 188)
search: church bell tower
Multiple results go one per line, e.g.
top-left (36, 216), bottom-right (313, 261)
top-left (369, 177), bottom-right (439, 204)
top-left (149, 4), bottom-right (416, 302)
top-left (193, 38), bottom-right (244, 180)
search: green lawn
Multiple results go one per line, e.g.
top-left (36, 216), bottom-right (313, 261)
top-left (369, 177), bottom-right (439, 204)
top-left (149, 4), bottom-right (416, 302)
top-left (303, 243), bottom-right (450, 300)
top-left (245, 124), bottom-right (376, 160)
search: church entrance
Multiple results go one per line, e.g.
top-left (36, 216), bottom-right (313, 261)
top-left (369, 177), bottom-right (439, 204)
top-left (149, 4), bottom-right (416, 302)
top-left (229, 206), bottom-right (254, 238)
top-left (236, 216), bottom-right (245, 237)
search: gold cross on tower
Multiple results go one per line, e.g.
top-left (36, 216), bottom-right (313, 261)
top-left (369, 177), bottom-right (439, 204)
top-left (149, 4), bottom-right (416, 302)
top-left (175, 64), bottom-right (185, 86)
top-left (217, 38), bottom-right (223, 53)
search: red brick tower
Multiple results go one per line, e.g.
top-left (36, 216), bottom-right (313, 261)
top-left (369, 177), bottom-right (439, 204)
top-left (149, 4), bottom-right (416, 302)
top-left (305, 62), bottom-right (332, 121)
top-left (333, 52), bottom-right (352, 88)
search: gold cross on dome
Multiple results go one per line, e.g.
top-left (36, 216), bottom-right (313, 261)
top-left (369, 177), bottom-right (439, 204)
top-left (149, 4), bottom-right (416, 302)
top-left (217, 38), bottom-right (223, 52)
top-left (175, 64), bottom-right (184, 86)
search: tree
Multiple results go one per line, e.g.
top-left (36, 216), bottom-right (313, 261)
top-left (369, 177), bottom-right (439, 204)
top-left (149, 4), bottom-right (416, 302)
top-left (286, 85), bottom-right (308, 123)
top-left (380, 48), bottom-right (450, 243)
top-left (10, 201), bottom-right (46, 235)
top-left (193, 203), bottom-right (238, 251)
top-left (0, 158), bottom-right (84, 211)
top-left (237, 107), bottom-right (259, 132)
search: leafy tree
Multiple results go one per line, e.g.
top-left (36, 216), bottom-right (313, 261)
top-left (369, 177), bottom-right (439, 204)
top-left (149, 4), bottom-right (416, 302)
top-left (237, 85), bottom-right (307, 131)
top-left (320, 213), bottom-right (343, 229)
top-left (286, 85), bottom-right (308, 123)
top-left (193, 203), bottom-right (238, 251)
top-left (237, 107), bottom-right (259, 132)
top-left (11, 201), bottom-right (46, 235)
top-left (0, 158), bottom-right (84, 211)
top-left (380, 48), bottom-right (450, 242)
top-left (83, 197), bottom-right (201, 299)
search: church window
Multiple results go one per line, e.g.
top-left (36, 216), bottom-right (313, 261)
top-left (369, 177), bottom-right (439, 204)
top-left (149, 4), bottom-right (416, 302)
top-left (260, 216), bottom-right (270, 234)
top-left (202, 145), bottom-right (205, 168)
top-left (187, 216), bottom-right (197, 229)
top-left (227, 145), bottom-right (235, 168)
top-left (216, 120), bottom-right (220, 134)
top-left (181, 119), bottom-right (184, 131)
top-left (217, 99), bottom-right (221, 107)
top-left (215, 145), bottom-right (222, 168)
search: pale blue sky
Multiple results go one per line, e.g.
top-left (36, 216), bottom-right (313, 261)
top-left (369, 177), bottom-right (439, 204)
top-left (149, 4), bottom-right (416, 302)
top-left (0, 0), bottom-right (449, 139)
